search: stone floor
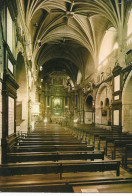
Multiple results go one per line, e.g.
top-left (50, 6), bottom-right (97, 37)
top-left (73, 183), bottom-right (132, 193)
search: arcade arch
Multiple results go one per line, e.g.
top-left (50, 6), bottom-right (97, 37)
top-left (84, 95), bottom-right (94, 124)
top-left (95, 83), bottom-right (112, 127)
top-left (16, 52), bottom-right (28, 133)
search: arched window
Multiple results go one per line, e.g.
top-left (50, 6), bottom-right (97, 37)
top-left (105, 98), bottom-right (109, 107)
top-left (86, 96), bottom-right (93, 108)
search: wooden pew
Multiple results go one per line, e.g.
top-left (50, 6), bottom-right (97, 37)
top-left (6, 134), bottom-right (18, 153)
top-left (1, 133), bottom-right (18, 163)
top-left (59, 161), bottom-right (120, 179)
top-left (98, 133), bottom-right (130, 151)
top-left (0, 160), bottom-right (120, 178)
top-left (27, 133), bottom-right (72, 136)
top-left (18, 141), bottom-right (86, 146)
top-left (1, 177), bottom-right (132, 193)
top-left (112, 140), bottom-right (132, 160)
top-left (27, 132), bottom-right (71, 135)
top-left (105, 137), bottom-right (132, 158)
top-left (24, 137), bottom-right (77, 141)
top-left (122, 144), bottom-right (132, 169)
top-left (7, 151), bottom-right (104, 163)
top-left (93, 131), bottom-right (113, 149)
top-left (84, 129), bottom-right (111, 145)
top-left (69, 126), bottom-right (102, 143)
top-left (14, 144), bottom-right (94, 152)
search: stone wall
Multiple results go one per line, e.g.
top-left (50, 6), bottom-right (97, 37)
top-left (122, 75), bottom-right (132, 133)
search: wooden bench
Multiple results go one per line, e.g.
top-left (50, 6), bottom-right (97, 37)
top-left (18, 141), bottom-right (86, 146)
top-left (14, 144), bottom-right (94, 152)
top-left (98, 133), bottom-right (130, 151)
top-left (0, 160), bottom-right (120, 178)
top-left (105, 138), bottom-right (132, 158)
top-left (122, 144), bottom-right (132, 169)
top-left (23, 137), bottom-right (77, 141)
top-left (7, 151), bottom-right (104, 163)
top-left (59, 161), bottom-right (120, 179)
top-left (112, 140), bottom-right (132, 160)
top-left (1, 134), bottom-right (18, 163)
top-left (27, 133), bottom-right (71, 136)
top-left (6, 134), bottom-right (18, 153)
top-left (1, 175), bottom-right (132, 192)
top-left (69, 127), bottom-right (103, 142)
top-left (84, 129), bottom-right (111, 145)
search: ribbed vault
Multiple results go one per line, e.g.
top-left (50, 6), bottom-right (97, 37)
top-left (19, 0), bottom-right (131, 83)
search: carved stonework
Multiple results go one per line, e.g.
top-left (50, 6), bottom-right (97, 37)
top-left (15, 41), bottom-right (25, 58)
top-left (16, 41), bottom-right (29, 79)
top-left (112, 61), bottom-right (122, 76)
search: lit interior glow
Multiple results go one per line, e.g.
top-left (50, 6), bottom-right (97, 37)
top-left (103, 59), bottom-right (108, 66)
top-left (127, 10), bottom-right (132, 36)
top-left (73, 119), bottom-right (78, 123)
top-left (33, 103), bottom-right (40, 115)
top-left (40, 66), bottom-right (43, 71)
top-left (77, 71), bottom-right (82, 85)
top-left (113, 42), bottom-right (118, 50)
top-left (70, 80), bottom-right (74, 87)
top-left (54, 99), bottom-right (60, 105)
top-left (44, 118), bottom-right (48, 123)
top-left (99, 27), bottom-right (117, 64)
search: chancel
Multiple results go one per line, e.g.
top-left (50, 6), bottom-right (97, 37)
top-left (0, 0), bottom-right (132, 193)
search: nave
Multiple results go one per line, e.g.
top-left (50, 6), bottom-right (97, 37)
top-left (0, 0), bottom-right (132, 193)
top-left (0, 123), bottom-right (132, 193)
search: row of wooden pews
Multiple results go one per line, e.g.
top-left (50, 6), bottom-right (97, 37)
top-left (0, 125), bottom-right (120, 176)
top-left (122, 144), bottom-right (132, 171)
top-left (70, 125), bottom-right (132, 169)
top-left (1, 123), bottom-right (132, 192)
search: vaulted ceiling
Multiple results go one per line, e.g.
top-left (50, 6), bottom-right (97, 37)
top-left (19, 0), bottom-right (131, 84)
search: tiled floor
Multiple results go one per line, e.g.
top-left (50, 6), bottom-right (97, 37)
top-left (73, 183), bottom-right (132, 193)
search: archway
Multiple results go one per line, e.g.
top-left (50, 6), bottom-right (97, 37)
top-left (122, 71), bottom-right (132, 133)
top-left (85, 95), bottom-right (93, 109)
top-left (84, 95), bottom-right (94, 124)
top-left (95, 83), bottom-right (112, 127)
top-left (16, 52), bottom-right (28, 133)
